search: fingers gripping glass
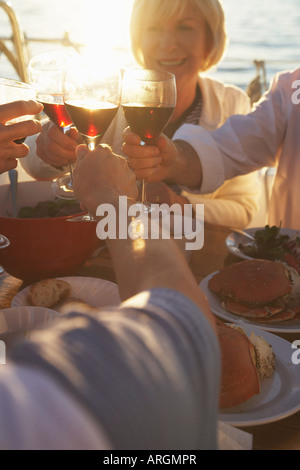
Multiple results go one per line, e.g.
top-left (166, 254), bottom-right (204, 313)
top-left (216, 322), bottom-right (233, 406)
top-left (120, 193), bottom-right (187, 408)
top-left (0, 77), bottom-right (36, 144)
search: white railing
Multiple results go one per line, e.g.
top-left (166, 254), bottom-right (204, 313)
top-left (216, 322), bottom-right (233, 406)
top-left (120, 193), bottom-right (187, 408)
top-left (0, 1), bottom-right (84, 82)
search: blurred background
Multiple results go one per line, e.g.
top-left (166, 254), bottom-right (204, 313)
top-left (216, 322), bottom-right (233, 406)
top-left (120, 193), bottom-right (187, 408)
top-left (0, 0), bottom-right (299, 90)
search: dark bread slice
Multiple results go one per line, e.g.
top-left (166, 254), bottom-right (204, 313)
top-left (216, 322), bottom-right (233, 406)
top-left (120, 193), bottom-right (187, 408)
top-left (28, 278), bottom-right (72, 308)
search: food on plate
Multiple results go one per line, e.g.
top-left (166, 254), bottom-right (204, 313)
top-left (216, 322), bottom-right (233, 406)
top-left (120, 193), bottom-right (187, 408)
top-left (18, 198), bottom-right (82, 218)
top-left (229, 324), bottom-right (275, 379)
top-left (28, 278), bottom-right (72, 308)
top-left (217, 322), bottom-right (259, 408)
top-left (238, 224), bottom-right (300, 273)
top-left (27, 279), bottom-right (97, 313)
top-left (248, 331), bottom-right (275, 379)
top-left (209, 259), bottom-right (300, 323)
top-left (218, 322), bottom-right (275, 408)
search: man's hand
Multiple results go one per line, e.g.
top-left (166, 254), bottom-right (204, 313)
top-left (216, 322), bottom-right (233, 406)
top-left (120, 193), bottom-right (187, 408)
top-left (0, 100), bottom-right (43, 174)
top-left (122, 127), bottom-right (177, 182)
top-left (122, 127), bottom-right (202, 188)
top-left (73, 144), bottom-right (138, 216)
top-left (36, 121), bottom-right (81, 168)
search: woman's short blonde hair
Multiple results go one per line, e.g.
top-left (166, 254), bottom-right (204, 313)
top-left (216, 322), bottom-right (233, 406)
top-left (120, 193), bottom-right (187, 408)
top-left (130, 0), bottom-right (228, 72)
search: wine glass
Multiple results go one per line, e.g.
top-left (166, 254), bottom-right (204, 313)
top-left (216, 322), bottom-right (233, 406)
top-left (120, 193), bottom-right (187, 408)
top-left (63, 54), bottom-right (121, 152)
top-left (28, 50), bottom-right (76, 199)
top-left (0, 234), bottom-right (10, 275)
top-left (121, 68), bottom-right (176, 213)
top-left (0, 77), bottom-right (36, 144)
top-left (62, 54), bottom-right (121, 219)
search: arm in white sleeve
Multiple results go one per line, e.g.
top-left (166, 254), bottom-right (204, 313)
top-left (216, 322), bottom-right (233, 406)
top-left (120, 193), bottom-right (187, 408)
top-left (174, 71), bottom-right (288, 194)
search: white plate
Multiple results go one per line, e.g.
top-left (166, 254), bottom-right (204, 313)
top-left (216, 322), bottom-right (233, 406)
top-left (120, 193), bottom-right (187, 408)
top-left (11, 276), bottom-right (121, 309)
top-left (226, 227), bottom-right (300, 260)
top-left (200, 273), bottom-right (300, 334)
top-left (218, 324), bottom-right (300, 427)
top-left (0, 306), bottom-right (59, 349)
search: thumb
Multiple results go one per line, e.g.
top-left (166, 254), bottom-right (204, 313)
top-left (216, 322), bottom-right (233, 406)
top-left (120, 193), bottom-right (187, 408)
top-left (76, 144), bottom-right (89, 161)
top-left (155, 133), bottom-right (169, 151)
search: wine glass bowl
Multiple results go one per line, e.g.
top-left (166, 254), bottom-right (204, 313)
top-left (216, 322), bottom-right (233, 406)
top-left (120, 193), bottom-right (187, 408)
top-left (28, 50), bottom-right (74, 130)
top-left (121, 68), bottom-right (176, 211)
top-left (63, 54), bottom-right (121, 151)
top-left (121, 68), bottom-right (176, 143)
top-left (0, 77), bottom-right (36, 144)
top-left (28, 50), bottom-right (76, 199)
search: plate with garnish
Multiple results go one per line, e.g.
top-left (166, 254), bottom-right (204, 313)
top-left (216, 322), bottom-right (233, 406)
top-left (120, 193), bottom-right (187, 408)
top-left (226, 225), bottom-right (300, 273)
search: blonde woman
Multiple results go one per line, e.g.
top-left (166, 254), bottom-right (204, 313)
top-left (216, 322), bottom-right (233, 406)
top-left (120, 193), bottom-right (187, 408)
top-left (23, 0), bottom-right (260, 228)
top-left (121, 0), bottom-right (261, 228)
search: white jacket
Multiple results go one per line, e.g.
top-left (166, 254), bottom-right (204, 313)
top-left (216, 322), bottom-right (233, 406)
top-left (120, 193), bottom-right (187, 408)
top-left (175, 69), bottom-right (300, 230)
top-left (179, 75), bottom-right (260, 228)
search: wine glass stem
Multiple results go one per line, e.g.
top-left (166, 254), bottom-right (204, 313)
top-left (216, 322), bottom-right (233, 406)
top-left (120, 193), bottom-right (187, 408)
top-left (83, 141), bottom-right (96, 221)
top-left (68, 162), bottom-right (74, 188)
top-left (140, 141), bottom-right (149, 208)
top-left (141, 179), bottom-right (147, 206)
top-left (61, 125), bottom-right (74, 190)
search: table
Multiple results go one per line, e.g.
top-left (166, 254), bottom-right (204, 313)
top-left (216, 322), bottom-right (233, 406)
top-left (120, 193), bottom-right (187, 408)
top-left (1, 223), bottom-right (300, 450)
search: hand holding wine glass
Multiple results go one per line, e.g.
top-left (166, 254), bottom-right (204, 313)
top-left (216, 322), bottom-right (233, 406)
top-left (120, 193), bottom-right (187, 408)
top-left (0, 77), bottom-right (37, 144)
top-left (121, 68), bottom-right (176, 212)
top-left (0, 78), bottom-right (43, 174)
top-left (28, 50), bottom-right (76, 199)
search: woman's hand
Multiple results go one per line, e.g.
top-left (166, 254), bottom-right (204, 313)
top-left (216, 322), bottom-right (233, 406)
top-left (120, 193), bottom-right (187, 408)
top-left (36, 121), bottom-right (82, 168)
top-left (0, 100), bottom-right (43, 174)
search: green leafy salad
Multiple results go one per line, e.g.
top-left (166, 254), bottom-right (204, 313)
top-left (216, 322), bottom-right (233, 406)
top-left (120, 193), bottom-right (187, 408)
top-left (18, 198), bottom-right (82, 219)
top-left (239, 224), bottom-right (300, 273)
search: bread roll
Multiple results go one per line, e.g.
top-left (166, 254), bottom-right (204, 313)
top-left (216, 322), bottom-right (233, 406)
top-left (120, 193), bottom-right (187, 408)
top-left (55, 297), bottom-right (98, 315)
top-left (28, 278), bottom-right (72, 308)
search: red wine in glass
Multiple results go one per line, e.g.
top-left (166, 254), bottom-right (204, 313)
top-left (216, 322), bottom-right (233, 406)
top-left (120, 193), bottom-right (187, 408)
top-left (39, 95), bottom-right (73, 129)
top-left (65, 100), bottom-right (119, 148)
top-left (122, 104), bottom-right (175, 144)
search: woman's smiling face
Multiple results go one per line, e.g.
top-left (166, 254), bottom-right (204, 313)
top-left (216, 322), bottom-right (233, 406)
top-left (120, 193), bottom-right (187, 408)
top-left (140, 4), bottom-right (209, 93)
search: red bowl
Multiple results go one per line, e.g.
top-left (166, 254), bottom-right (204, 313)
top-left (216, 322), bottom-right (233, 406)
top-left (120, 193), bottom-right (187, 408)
top-left (0, 181), bottom-right (99, 281)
